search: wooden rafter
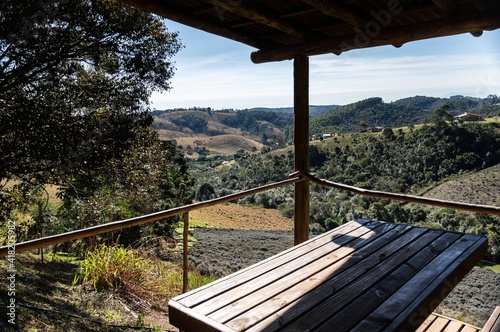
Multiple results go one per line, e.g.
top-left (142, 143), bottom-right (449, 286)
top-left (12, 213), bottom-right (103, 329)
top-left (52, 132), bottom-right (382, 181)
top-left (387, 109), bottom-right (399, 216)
top-left (302, 0), bottom-right (367, 27)
top-left (431, 0), bottom-right (457, 14)
top-left (119, 0), bottom-right (265, 49)
top-left (251, 12), bottom-right (500, 63)
top-left (210, 1), bottom-right (307, 40)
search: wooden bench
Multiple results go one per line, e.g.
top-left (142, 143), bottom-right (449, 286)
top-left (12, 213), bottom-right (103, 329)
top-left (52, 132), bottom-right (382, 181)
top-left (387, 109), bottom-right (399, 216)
top-left (417, 313), bottom-right (481, 332)
top-left (168, 220), bottom-right (488, 332)
top-left (482, 306), bottom-right (500, 332)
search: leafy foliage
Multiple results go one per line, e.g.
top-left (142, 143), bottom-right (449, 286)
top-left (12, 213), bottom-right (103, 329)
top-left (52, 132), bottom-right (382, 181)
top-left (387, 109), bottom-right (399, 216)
top-left (171, 114), bottom-right (209, 133)
top-left (0, 0), bottom-right (183, 225)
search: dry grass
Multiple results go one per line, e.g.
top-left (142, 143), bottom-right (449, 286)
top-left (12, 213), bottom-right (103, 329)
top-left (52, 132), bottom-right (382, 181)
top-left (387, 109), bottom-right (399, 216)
top-left (176, 134), bottom-right (263, 156)
top-left (188, 203), bottom-right (293, 230)
top-left (422, 164), bottom-right (500, 207)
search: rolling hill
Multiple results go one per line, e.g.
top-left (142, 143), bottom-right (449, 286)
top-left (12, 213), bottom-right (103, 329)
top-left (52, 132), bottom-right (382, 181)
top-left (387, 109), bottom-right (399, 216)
top-left (421, 164), bottom-right (500, 207)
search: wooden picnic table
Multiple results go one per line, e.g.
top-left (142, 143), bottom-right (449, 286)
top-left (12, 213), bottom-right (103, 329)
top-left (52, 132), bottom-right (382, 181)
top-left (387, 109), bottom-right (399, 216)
top-left (168, 219), bottom-right (488, 332)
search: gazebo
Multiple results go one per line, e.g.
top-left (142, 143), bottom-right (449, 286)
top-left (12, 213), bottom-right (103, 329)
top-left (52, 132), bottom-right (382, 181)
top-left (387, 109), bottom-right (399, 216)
top-left (117, 0), bottom-right (500, 244)
top-left (1, 1), bottom-right (499, 331)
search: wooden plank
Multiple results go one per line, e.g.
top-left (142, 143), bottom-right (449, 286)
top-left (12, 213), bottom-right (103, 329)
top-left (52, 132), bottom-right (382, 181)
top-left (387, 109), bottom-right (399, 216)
top-left (310, 232), bottom-right (462, 332)
top-left (301, 0), bottom-right (366, 27)
top-left (226, 224), bottom-right (412, 330)
top-left (445, 320), bottom-right (469, 332)
top-left (231, 225), bottom-right (425, 330)
top-left (168, 300), bottom-right (235, 332)
top-left (247, 227), bottom-right (442, 332)
top-left (482, 306), bottom-right (500, 332)
top-left (197, 222), bottom-right (391, 316)
top-left (416, 314), bottom-right (438, 332)
top-left (431, 0), bottom-right (457, 14)
top-left (250, 13), bottom-right (500, 63)
top-left (209, 0), bottom-right (306, 39)
top-left (428, 316), bottom-right (449, 331)
top-left (465, 327), bottom-right (482, 332)
top-left (174, 220), bottom-right (372, 305)
top-left (293, 55), bottom-right (309, 245)
top-left (350, 234), bottom-right (487, 332)
top-left (415, 313), bottom-right (481, 332)
top-left (210, 223), bottom-right (404, 324)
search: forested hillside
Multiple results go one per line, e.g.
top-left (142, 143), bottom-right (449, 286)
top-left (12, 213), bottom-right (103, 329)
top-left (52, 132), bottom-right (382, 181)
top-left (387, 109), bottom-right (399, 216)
top-left (305, 95), bottom-right (500, 137)
top-left (190, 121), bottom-right (500, 262)
top-left (153, 95), bottom-right (500, 158)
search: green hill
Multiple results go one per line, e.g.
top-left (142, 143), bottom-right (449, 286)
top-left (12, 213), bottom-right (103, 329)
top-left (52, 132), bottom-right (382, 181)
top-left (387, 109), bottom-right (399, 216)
top-left (309, 96), bottom-right (500, 136)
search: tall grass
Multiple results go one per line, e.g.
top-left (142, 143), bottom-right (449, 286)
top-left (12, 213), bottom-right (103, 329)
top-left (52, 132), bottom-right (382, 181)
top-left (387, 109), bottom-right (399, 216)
top-left (74, 244), bottom-right (214, 307)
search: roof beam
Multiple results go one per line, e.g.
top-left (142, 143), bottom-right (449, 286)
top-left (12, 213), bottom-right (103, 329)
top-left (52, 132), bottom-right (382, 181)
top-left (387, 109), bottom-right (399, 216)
top-left (301, 0), bottom-right (367, 27)
top-left (431, 0), bottom-right (457, 14)
top-left (210, 1), bottom-right (307, 40)
top-left (118, 0), bottom-right (264, 49)
top-left (251, 12), bottom-right (500, 63)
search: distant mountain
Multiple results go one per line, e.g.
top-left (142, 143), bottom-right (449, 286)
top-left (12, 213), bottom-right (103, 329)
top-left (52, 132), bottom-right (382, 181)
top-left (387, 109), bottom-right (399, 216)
top-left (248, 105), bottom-right (340, 117)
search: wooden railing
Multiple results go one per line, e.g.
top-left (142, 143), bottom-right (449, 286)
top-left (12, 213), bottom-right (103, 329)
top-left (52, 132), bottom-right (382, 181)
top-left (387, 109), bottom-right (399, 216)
top-left (1, 171), bottom-right (499, 291)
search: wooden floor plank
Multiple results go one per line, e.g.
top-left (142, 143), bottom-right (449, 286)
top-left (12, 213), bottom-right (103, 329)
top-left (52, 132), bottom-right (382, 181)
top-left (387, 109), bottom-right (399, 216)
top-left (445, 320), bottom-right (468, 332)
top-left (168, 221), bottom-right (487, 332)
top-left (224, 224), bottom-right (414, 330)
top-left (312, 232), bottom-right (462, 332)
top-left (207, 223), bottom-right (402, 322)
top-left (246, 228), bottom-right (439, 332)
top-left (428, 316), bottom-right (449, 331)
top-left (177, 220), bottom-right (375, 308)
top-left (350, 234), bottom-right (487, 332)
top-left (195, 222), bottom-right (389, 316)
top-left (416, 314), bottom-right (438, 332)
top-left (414, 313), bottom-right (481, 332)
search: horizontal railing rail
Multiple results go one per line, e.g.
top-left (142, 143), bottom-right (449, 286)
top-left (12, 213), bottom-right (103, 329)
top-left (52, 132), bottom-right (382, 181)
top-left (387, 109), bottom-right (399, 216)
top-left (0, 176), bottom-right (306, 258)
top-left (2, 171), bottom-right (500, 292)
top-left (296, 171), bottom-right (500, 216)
top-left (3, 172), bottom-right (500, 259)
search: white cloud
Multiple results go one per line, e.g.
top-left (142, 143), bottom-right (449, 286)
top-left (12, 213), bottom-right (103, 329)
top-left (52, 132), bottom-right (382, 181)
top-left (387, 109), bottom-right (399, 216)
top-left (151, 24), bottom-right (500, 109)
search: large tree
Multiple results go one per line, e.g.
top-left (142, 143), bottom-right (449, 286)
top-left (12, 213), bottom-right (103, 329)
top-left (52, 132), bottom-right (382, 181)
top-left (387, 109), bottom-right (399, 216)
top-left (0, 0), bottom-right (184, 226)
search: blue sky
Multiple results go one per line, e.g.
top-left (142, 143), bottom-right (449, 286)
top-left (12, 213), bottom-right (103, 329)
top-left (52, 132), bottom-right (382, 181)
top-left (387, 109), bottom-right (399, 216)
top-left (151, 21), bottom-right (500, 110)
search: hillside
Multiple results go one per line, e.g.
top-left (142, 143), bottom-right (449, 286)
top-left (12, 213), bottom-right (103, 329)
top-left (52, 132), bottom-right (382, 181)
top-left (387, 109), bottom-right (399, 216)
top-left (152, 95), bottom-right (499, 156)
top-left (153, 109), bottom-right (291, 156)
top-left (309, 96), bottom-right (500, 136)
top-left (421, 164), bottom-right (500, 207)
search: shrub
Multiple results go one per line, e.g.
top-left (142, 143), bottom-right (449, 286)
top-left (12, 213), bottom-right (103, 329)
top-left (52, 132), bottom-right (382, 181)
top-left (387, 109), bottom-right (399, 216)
top-left (74, 244), bottom-right (213, 306)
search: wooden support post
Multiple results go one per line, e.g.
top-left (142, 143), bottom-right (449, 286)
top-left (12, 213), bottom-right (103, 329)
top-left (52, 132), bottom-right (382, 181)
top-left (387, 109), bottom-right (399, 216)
top-left (183, 212), bottom-right (189, 293)
top-left (294, 55), bottom-right (310, 245)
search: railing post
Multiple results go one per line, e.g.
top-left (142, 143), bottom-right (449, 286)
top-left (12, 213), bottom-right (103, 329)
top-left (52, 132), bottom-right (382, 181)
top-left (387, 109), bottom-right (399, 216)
top-left (183, 212), bottom-right (189, 293)
top-left (294, 55), bottom-right (310, 245)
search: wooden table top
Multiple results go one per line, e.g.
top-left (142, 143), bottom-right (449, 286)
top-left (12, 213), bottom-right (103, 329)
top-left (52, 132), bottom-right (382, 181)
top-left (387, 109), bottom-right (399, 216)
top-left (168, 220), bottom-right (488, 332)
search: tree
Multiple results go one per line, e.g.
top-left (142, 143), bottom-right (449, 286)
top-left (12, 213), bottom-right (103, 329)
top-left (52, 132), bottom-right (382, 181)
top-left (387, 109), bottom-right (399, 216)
top-left (0, 0), bottom-right (183, 222)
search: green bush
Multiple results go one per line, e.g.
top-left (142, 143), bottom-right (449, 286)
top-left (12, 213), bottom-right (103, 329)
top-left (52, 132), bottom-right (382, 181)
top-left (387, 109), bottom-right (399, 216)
top-left (74, 244), bottom-right (214, 304)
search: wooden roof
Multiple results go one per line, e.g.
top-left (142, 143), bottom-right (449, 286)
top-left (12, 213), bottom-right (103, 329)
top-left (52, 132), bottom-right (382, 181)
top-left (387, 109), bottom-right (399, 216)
top-left (120, 0), bottom-right (500, 63)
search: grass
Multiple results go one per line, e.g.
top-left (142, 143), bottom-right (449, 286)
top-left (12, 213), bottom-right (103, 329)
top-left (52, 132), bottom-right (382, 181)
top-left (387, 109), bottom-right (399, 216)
top-left (422, 163), bottom-right (500, 207)
top-left (0, 246), bottom-right (213, 331)
top-left (74, 244), bottom-right (211, 301)
top-left (480, 262), bottom-right (500, 273)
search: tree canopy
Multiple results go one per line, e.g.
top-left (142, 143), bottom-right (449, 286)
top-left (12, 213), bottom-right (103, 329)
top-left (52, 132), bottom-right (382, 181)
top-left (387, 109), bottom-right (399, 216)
top-left (0, 0), bottom-right (182, 182)
top-left (0, 0), bottom-right (187, 237)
